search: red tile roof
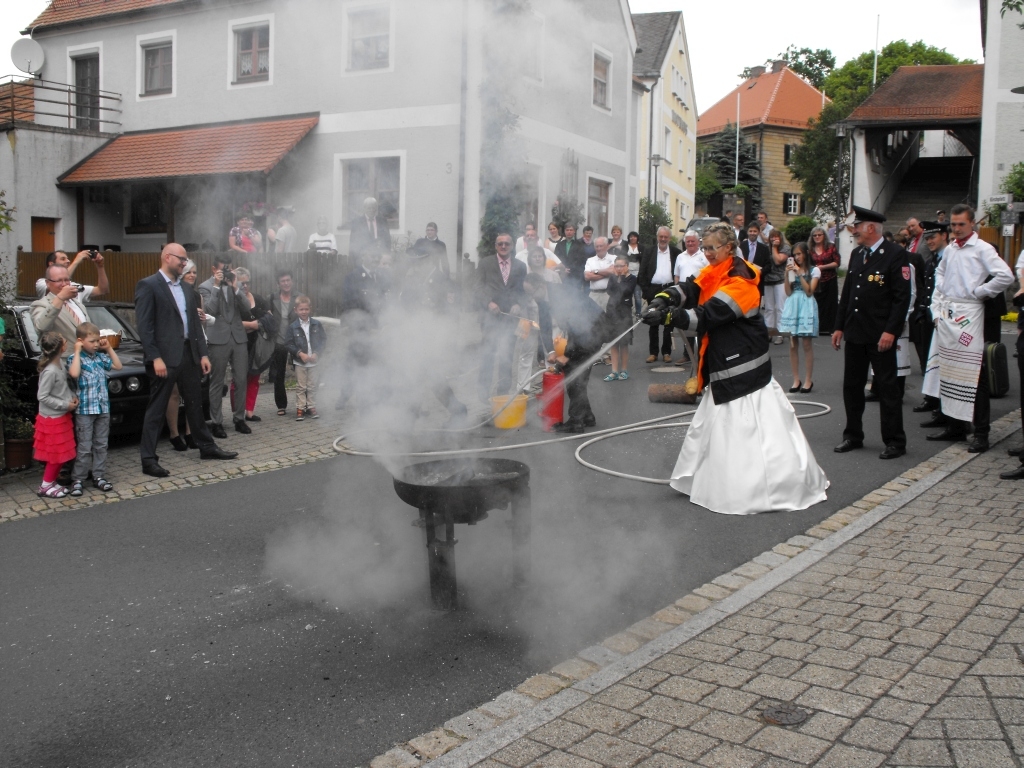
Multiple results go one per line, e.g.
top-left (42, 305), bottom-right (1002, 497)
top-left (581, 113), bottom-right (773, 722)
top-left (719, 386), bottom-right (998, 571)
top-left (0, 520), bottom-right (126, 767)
top-left (60, 115), bottom-right (319, 185)
top-left (26, 0), bottom-right (191, 32)
top-left (846, 65), bottom-right (983, 125)
top-left (697, 67), bottom-right (827, 137)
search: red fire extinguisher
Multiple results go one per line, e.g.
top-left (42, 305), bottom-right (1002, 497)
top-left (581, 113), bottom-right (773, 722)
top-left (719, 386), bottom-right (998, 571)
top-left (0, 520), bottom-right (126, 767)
top-left (540, 371), bottom-right (565, 431)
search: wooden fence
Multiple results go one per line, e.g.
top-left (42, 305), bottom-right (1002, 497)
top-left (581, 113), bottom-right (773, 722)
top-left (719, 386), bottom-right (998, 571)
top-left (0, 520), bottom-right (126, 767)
top-left (18, 251), bottom-right (356, 317)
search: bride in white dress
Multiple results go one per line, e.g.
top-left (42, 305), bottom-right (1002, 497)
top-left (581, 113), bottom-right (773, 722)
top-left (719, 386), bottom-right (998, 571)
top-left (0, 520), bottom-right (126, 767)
top-left (642, 222), bottom-right (828, 515)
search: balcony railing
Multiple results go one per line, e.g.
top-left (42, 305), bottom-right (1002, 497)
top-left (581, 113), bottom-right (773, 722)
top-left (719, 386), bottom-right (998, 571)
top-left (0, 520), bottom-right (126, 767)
top-left (0, 75), bottom-right (121, 132)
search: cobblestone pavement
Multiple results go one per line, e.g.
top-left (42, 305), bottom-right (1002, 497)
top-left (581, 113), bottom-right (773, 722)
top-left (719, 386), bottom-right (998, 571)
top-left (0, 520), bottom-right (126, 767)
top-left (369, 411), bottom-right (1024, 768)
top-left (0, 384), bottom-right (341, 523)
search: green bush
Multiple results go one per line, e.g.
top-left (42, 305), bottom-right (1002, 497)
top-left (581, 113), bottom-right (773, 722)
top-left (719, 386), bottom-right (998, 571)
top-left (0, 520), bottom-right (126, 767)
top-left (784, 216), bottom-right (817, 247)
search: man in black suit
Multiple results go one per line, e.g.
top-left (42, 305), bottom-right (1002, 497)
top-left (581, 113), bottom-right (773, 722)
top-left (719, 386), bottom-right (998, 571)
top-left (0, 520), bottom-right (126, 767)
top-left (407, 222), bottom-right (450, 276)
top-left (135, 244), bottom-right (237, 477)
top-left (477, 232), bottom-right (527, 400)
top-left (554, 223), bottom-right (588, 292)
top-left (831, 207), bottom-right (912, 460)
top-left (348, 197), bottom-right (392, 261)
top-left (739, 222), bottom-right (772, 294)
top-left (638, 226), bottom-right (681, 363)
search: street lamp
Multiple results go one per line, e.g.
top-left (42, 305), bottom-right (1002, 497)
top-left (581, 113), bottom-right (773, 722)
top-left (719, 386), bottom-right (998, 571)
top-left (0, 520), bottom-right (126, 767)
top-left (650, 154), bottom-right (663, 202)
top-left (834, 123), bottom-right (847, 239)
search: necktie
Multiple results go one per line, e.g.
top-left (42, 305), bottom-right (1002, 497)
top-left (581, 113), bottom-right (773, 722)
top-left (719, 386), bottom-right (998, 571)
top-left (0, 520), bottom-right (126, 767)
top-left (499, 257), bottom-right (510, 285)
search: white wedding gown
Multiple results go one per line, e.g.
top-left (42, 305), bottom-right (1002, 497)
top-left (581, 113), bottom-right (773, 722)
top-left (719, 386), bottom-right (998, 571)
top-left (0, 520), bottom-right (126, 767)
top-left (670, 379), bottom-right (829, 515)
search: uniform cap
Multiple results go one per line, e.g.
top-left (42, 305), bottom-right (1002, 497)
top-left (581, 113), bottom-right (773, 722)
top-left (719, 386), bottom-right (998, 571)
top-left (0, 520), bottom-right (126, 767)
top-left (920, 221), bottom-right (949, 235)
top-left (851, 205), bottom-right (886, 224)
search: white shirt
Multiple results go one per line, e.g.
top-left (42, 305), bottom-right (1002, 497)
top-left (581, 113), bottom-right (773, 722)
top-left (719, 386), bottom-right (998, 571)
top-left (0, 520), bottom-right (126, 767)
top-left (308, 232), bottom-right (337, 253)
top-left (160, 269), bottom-right (189, 337)
top-left (35, 278), bottom-right (95, 302)
top-left (515, 247), bottom-right (560, 266)
top-left (758, 222), bottom-right (774, 244)
top-left (1016, 247), bottom-right (1024, 282)
top-left (652, 247), bottom-right (673, 284)
top-left (584, 253), bottom-right (616, 290)
top-left (933, 232), bottom-right (1013, 302)
top-left (674, 250), bottom-right (710, 282)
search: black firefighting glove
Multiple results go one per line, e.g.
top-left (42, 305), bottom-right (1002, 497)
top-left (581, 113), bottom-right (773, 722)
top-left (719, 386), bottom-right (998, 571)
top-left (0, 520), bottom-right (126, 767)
top-left (642, 296), bottom-right (669, 326)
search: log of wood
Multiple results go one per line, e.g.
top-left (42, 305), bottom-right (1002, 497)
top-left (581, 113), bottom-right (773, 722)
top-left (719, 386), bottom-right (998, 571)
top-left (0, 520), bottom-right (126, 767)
top-left (647, 383), bottom-right (698, 404)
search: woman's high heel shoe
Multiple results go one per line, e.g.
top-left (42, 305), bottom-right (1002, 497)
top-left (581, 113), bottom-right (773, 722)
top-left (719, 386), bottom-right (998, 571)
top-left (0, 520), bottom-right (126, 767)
top-left (184, 433), bottom-right (198, 450)
top-left (788, 382), bottom-right (802, 393)
top-left (169, 435), bottom-right (188, 452)
top-left (800, 383), bottom-right (814, 394)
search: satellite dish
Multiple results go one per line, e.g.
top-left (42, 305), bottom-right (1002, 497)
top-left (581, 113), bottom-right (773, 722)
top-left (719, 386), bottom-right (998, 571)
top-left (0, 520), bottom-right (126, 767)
top-left (11, 38), bottom-right (45, 75)
top-left (1011, 85), bottom-right (1024, 95)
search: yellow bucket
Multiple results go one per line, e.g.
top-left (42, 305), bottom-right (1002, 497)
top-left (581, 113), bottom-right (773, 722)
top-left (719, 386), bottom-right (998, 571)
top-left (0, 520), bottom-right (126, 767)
top-left (490, 394), bottom-right (528, 429)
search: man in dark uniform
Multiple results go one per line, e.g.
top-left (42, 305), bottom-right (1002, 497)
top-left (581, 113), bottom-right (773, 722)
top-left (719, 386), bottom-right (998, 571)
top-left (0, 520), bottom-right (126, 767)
top-left (554, 223), bottom-right (588, 293)
top-left (831, 207), bottom-right (912, 459)
top-left (913, 221), bottom-right (949, 419)
top-left (1000, 283), bottom-right (1024, 479)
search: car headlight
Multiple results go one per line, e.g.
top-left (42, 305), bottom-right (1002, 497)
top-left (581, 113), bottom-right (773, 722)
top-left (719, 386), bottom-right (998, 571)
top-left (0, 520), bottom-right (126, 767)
top-left (109, 379), bottom-right (124, 394)
top-left (126, 376), bottom-right (141, 392)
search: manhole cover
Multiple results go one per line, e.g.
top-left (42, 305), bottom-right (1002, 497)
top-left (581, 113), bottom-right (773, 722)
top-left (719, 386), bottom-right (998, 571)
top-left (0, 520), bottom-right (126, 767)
top-left (651, 366), bottom-right (687, 374)
top-left (762, 704), bottom-right (810, 726)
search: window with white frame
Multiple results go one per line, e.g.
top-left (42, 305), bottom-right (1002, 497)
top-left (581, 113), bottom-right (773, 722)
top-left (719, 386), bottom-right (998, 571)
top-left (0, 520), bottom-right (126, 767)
top-left (784, 193), bottom-right (801, 216)
top-left (235, 24), bottom-right (270, 82)
top-left (342, 156), bottom-right (401, 228)
top-left (72, 52), bottom-right (100, 130)
top-left (587, 178), bottom-right (610, 236)
top-left (521, 13), bottom-right (544, 81)
top-left (142, 41), bottom-right (172, 95)
top-left (347, 5), bottom-right (391, 71)
top-left (593, 51), bottom-right (611, 109)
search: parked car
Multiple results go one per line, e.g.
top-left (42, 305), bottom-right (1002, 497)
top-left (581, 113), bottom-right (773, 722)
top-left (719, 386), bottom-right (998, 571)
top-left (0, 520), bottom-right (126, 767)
top-left (2, 302), bottom-right (209, 435)
top-left (683, 217), bottom-right (723, 238)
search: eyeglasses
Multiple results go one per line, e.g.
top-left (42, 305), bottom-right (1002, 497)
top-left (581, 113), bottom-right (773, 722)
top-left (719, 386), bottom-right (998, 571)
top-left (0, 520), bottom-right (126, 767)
top-left (240, 281), bottom-right (250, 287)
top-left (496, 241), bottom-right (512, 247)
top-left (700, 245), bottom-right (723, 253)
top-left (46, 277), bottom-right (70, 284)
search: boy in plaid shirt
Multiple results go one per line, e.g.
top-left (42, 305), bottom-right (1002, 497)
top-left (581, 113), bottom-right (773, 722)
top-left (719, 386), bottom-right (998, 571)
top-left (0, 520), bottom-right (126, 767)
top-left (67, 322), bottom-right (122, 496)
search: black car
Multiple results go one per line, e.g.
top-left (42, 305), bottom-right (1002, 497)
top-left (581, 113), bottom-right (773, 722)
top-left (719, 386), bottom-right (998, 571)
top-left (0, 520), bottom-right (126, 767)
top-left (3, 302), bottom-right (208, 435)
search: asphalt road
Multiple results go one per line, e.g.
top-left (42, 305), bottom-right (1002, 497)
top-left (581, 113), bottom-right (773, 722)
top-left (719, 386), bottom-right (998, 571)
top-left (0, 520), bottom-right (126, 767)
top-left (2, 334), bottom-right (1021, 768)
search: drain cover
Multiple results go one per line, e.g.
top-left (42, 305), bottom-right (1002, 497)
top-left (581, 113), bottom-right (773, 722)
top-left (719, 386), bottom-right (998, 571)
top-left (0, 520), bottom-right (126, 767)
top-left (762, 703), bottom-right (810, 726)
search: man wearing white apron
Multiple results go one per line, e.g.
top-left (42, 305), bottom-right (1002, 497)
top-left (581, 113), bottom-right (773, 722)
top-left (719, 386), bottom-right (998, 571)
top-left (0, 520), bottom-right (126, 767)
top-left (922, 204), bottom-right (1013, 453)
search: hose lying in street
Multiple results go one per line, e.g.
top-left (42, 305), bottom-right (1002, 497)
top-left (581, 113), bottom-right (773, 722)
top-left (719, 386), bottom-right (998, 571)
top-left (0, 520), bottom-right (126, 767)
top-left (332, 400), bottom-right (832, 485)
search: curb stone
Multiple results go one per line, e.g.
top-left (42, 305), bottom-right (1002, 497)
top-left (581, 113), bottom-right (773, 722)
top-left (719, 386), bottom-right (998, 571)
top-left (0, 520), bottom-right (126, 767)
top-left (361, 409), bottom-right (1022, 768)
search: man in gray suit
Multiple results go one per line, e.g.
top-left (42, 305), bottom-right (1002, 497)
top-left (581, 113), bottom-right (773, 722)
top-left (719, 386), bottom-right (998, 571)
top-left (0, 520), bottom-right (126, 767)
top-left (198, 257), bottom-right (251, 437)
top-left (30, 265), bottom-right (92, 356)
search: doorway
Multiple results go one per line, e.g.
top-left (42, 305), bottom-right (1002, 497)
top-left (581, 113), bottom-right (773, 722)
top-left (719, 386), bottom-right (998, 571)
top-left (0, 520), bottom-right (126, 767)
top-left (31, 217), bottom-right (57, 252)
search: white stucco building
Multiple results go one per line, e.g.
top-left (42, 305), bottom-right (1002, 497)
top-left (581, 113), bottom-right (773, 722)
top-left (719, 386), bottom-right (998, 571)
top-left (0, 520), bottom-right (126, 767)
top-left (2, 0), bottom-right (637, 267)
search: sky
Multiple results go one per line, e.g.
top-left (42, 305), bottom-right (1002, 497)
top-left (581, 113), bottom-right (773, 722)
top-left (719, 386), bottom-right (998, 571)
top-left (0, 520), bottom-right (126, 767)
top-left (1, 0), bottom-right (985, 114)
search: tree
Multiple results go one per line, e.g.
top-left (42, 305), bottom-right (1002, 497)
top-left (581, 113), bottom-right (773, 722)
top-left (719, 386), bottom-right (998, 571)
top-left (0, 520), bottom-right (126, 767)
top-left (741, 46), bottom-right (835, 89)
top-left (1000, 162), bottom-right (1024, 200)
top-left (1002, 0), bottom-right (1024, 29)
top-left (694, 164), bottom-right (722, 206)
top-left (550, 193), bottom-right (585, 233)
top-left (790, 41), bottom-right (970, 216)
top-left (638, 198), bottom-right (674, 250)
top-left (784, 216), bottom-right (817, 247)
top-left (700, 122), bottom-right (761, 208)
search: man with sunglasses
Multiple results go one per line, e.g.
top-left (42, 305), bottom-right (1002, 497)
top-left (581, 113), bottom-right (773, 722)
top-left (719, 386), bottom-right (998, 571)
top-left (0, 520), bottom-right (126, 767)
top-left (30, 265), bottom-right (94, 356)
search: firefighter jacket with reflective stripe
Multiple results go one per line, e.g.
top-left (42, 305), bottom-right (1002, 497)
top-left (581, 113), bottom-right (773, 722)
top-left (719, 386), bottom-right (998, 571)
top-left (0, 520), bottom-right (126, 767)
top-left (665, 255), bottom-right (772, 404)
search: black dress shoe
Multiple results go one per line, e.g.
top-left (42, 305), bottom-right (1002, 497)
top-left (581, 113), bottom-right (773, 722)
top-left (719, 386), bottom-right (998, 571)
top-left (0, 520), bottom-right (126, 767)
top-left (879, 445), bottom-right (906, 460)
top-left (967, 437), bottom-right (989, 453)
top-left (552, 421), bottom-right (584, 434)
top-left (142, 463), bottom-right (170, 478)
top-left (834, 439), bottom-right (864, 453)
top-left (864, 390), bottom-right (879, 402)
top-left (200, 446), bottom-right (239, 460)
top-left (919, 416), bottom-right (948, 429)
top-left (581, 415), bottom-right (597, 427)
top-left (184, 434), bottom-right (198, 450)
top-left (1000, 465), bottom-right (1024, 480)
top-left (245, 414), bottom-right (262, 422)
top-left (211, 424), bottom-right (228, 439)
top-left (789, 383), bottom-right (802, 393)
top-left (234, 420), bottom-right (252, 434)
top-left (1007, 446), bottom-right (1023, 457)
top-left (912, 401), bottom-right (934, 413)
top-left (926, 427), bottom-right (966, 442)
top-left (169, 435), bottom-right (188, 452)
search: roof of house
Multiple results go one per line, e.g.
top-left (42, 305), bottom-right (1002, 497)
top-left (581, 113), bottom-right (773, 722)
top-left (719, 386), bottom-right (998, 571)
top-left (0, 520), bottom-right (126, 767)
top-left (59, 114), bottom-right (319, 185)
top-left (845, 65), bottom-right (984, 127)
top-left (26, 0), bottom-right (192, 33)
top-left (632, 11), bottom-right (681, 77)
top-left (697, 66), bottom-right (827, 137)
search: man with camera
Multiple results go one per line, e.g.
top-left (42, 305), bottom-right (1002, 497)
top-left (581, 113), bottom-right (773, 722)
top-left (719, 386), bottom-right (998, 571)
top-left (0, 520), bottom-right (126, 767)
top-left (30, 264), bottom-right (96, 357)
top-left (198, 257), bottom-right (251, 438)
top-left (34, 249), bottom-right (109, 300)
